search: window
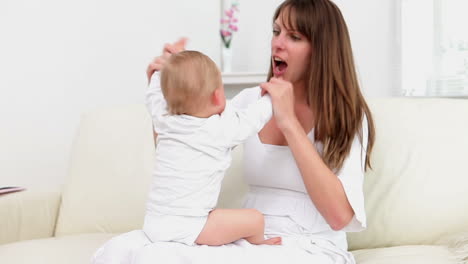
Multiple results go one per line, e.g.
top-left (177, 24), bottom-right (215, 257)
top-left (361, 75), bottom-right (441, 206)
top-left (401, 0), bottom-right (468, 97)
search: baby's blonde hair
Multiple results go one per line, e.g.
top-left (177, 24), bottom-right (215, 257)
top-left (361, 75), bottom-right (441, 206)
top-left (160, 50), bottom-right (221, 115)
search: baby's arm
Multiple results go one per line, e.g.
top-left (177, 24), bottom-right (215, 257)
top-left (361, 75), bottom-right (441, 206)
top-left (145, 72), bottom-right (167, 129)
top-left (195, 208), bottom-right (281, 246)
top-left (224, 94), bottom-right (273, 147)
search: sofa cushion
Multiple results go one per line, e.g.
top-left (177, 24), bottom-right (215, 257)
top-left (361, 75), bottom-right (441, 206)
top-left (55, 105), bottom-right (155, 236)
top-left (0, 234), bottom-right (454, 264)
top-left (0, 233), bottom-right (114, 264)
top-left (353, 245), bottom-right (456, 264)
top-left (348, 98), bottom-right (468, 250)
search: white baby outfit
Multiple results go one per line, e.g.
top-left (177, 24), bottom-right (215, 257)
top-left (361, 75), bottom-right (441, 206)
top-left (143, 72), bottom-right (272, 245)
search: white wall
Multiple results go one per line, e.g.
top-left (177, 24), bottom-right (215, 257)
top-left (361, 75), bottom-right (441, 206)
top-left (229, 0), bottom-right (284, 73)
top-left (335, 0), bottom-right (400, 97)
top-left (0, 0), bottom-right (398, 188)
top-left (0, 0), bottom-right (220, 188)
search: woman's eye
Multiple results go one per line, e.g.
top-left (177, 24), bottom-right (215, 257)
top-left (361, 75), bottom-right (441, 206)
top-left (291, 34), bottom-right (301, 41)
top-left (272, 29), bottom-right (280, 36)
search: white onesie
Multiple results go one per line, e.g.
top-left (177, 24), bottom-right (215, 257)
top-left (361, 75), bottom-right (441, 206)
top-left (144, 72), bottom-right (272, 245)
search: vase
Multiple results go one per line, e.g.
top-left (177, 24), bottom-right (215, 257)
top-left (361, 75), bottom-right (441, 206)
top-left (222, 47), bottom-right (233, 73)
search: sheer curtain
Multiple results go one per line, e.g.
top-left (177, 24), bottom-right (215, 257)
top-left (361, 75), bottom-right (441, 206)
top-left (401, 0), bottom-right (468, 97)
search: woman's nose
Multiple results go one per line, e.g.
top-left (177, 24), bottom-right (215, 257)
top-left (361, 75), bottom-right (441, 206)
top-left (271, 35), bottom-right (285, 51)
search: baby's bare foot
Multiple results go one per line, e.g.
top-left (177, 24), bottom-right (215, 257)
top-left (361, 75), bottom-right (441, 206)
top-left (261, 237), bottom-right (282, 245)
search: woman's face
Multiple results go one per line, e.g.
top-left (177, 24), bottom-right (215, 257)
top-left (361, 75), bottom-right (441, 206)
top-left (271, 10), bottom-right (312, 85)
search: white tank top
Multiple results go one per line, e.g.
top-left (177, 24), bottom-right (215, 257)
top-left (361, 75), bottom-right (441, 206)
top-left (242, 131), bottom-right (333, 233)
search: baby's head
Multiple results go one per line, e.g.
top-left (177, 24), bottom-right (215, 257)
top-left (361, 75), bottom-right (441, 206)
top-left (160, 50), bottom-right (225, 117)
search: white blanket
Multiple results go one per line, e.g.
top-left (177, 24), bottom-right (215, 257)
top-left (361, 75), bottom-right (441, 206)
top-left (92, 230), bottom-right (355, 264)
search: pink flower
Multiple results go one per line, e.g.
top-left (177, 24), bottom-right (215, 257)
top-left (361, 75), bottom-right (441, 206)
top-left (221, 30), bottom-right (232, 37)
top-left (228, 24), bottom-right (238, 32)
top-left (225, 9), bottom-right (233, 18)
top-left (220, 2), bottom-right (239, 48)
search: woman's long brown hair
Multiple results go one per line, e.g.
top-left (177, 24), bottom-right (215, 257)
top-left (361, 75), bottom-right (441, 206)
top-left (268, 0), bottom-right (375, 172)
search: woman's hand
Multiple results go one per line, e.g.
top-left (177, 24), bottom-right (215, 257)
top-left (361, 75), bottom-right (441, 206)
top-left (260, 78), bottom-right (300, 133)
top-left (146, 37), bottom-right (188, 83)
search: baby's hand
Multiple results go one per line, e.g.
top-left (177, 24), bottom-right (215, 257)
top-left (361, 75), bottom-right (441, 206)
top-left (146, 37), bottom-right (188, 83)
top-left (150, 54), bottom-right (170, 72)
top-left (163, 37), bottom-right (187, 56)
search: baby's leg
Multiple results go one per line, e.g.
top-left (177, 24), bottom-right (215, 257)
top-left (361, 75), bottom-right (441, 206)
top-left (195, 208), bottom-right (281, 246)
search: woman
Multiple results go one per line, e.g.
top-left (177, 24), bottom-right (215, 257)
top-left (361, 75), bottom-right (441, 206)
top-left (229, 0), bottom-right (375, 260)
top-left (93, 0), bottom-right (375, 263)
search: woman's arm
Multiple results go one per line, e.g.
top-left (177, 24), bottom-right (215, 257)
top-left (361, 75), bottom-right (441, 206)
top-left (282, 120), bottom-right (354, 230)
top-left (261, 78), bottom-right (354, 231)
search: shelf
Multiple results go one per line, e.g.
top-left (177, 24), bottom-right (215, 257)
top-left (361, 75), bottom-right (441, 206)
top-left (222, 72), bottom-right (267, 85)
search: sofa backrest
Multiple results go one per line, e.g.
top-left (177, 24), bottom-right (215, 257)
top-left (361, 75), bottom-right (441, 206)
top-left (348, 98), bottom-right (468, 250)
top-left (55, 104), bottom-right (248, 236)
top-left (55, 105), bottom-right (155, 236)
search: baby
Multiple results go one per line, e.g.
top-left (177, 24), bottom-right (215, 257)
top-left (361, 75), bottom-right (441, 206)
top-left (144, 50), bottom-right (281, 246)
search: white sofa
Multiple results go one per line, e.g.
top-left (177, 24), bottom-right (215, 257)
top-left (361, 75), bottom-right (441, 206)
top-left (1, 98), bottom-right (468, 264)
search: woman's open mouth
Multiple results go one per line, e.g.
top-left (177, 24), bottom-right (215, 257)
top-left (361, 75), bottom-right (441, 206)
top-left (273, 56), bottom-right (287, 77)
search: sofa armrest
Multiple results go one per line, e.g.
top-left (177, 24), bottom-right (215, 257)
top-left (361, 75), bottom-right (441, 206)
top-left (0, 188), bottom-right (61, 245)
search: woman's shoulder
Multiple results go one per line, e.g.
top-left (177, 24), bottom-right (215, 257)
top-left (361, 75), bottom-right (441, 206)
top-left (228, 86), bottom-right (262, 108)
